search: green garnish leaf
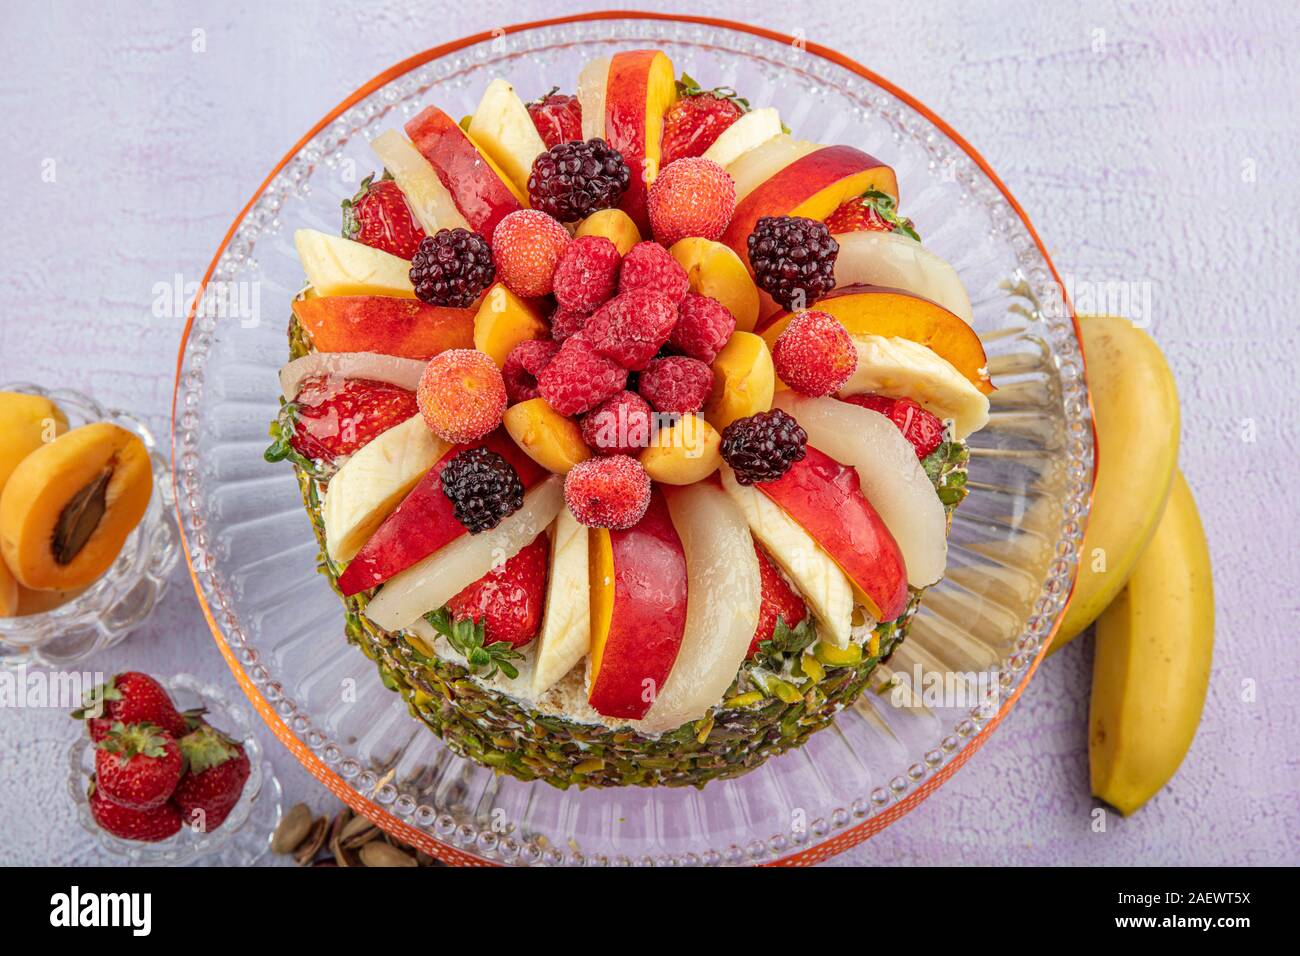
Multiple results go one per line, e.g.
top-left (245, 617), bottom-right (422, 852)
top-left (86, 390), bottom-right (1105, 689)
top-left (423, 607), bottom-right (523, 681)
top-left (858, 187), bottom-right (921, 242)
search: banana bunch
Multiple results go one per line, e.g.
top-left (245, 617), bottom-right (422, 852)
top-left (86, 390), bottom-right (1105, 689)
top-left (1054, 315), bottom-right (1214, 816)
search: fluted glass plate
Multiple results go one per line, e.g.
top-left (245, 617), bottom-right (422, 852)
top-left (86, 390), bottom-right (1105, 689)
top-left (173, 15), bottom-right (1091, 866)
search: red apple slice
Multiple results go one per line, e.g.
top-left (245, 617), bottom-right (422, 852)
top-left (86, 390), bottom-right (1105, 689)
top-left (603, 50), bottom-right (677, 233)
top-left (405, 106), bottom-right (524, 239)
top-left (337, 428), bottom-right (548, 596)
top-left (756, 445), bottom-right (909, 621)
top-left (291, 296), bottom-right (474, 360)
top-left (587, 487), bottom-right (688, 721)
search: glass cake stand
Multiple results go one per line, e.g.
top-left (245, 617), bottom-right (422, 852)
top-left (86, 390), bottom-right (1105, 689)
top-left (170, 13), bottom-right (1093, 866)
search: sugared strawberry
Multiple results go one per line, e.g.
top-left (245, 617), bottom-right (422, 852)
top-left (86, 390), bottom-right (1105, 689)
top-left (549, 306), bottom-right (589, 343)
top-left (581, 390), bottom-right (654, 456)
top-left (173, 723), bottom-right (252, 833)
top-left (749, 543), bottom-right (809, 656)
top-left (618, 241), bottom-right (690, 303)
top-left (95, 722), bottom-right (184, 811)
top-left (841, 393), bottom-right (945, 459)
top-left (73, 672), bottom-right (190, 743)
top-left (89, 781), bottom-right (181, 843)
top-left (552, 235), bottom-right (621, 313)
top-left (772, 310), bottom-right (857, 397)
top-left (647, 157), bottom-right (735, 248)
top-left (537, 335), bottom-right (627, 416)
top-left (417, 349), bottom-right (507, 443)
top-left (563, 455), bottom-right (651, 529)
top-left (824, 198), bottom-right (892, 235)
top-left (502, 338), bottom-right (560, 404)
top-left (341, 174), bottom-right (427, 260)
top-left (669, 293), bottom-right (736, 364)
top-left (266, 376), bottom-right (418, 469)
top-left (584, 290), bottom-right (679, 370)
top-left (660, 75), bottom-right (747, 167)
top-left (491, 209), bottom-right (571, 298)
top-left (638, 355), bottom-right (714, 414)
top-left (527, 89), bottom-right (583, 149)
top-left (447, 534), bottom-right (550, 647)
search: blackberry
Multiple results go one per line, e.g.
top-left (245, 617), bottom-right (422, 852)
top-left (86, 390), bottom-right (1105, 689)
top-left (746, 216), bottom-right (840, 311)
top-left (720, 408), bottom-right (807, 485)
top-left (409, 228), bottom-right (495, 307)
top-left (528, 139), bottom-right (631, 223)
top-left (439, 447), bottom-right (523, 533)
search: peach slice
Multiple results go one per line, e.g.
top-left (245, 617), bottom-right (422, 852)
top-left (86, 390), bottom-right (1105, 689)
top-left (640, 415), bottom-right (722, 485)
top-left (293, 230), bottom-right (415, 297)
top-left (832, 230), bottom-right (973, 325)
top-left (292, 295), bottom-right (474, 360)
top-left (0, 422), bottom-right (152, 591)
top-left (604, 50), bottom-right (677, 232)
top-left (0, 392), bottom-right (67, 492)
top-left (721, 145), bottom-right (898, 262)
top-left (577, 208), bottom-right (641, 256)
top-left (370, 129), bottom-right (470, 234)
top-left (702, 331), bottom-right (774, 432)
top-left (758, 284), bottom-right (993, 395)
top-left (503, 398), bottom-right (592, 475)
top-left (473, 282), bottom-right (548, 367)
top-left (669, 237), bottom-right (761, 333)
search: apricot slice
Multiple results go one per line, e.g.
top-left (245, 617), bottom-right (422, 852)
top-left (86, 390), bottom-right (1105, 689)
top-left (0, 422), bottom-right (152, 591)
top-left (503, 398), bottom-right (592, 474)
top-left (576, 209), bottom-right (641, 256)
top-left (473, 283), bottom-right (548, 367)
top-left (703, 332), bottom-right (775, 432)
top-left (669, 238), bottom-right (761, 333)
top-left (0, 554), bottom-right (16, 617)
top-left (0, 392), bottom-right (68, 492)
top-left (640, 415), bottom-right (721, 485)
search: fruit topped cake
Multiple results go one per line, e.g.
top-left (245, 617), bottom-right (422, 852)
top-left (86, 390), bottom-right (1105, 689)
top-left (268, 50), bottom-right (992, 788)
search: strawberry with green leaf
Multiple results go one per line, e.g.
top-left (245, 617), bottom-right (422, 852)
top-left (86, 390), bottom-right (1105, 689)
top-left (342, 172), bottom-right (427, 260)
top-left (95, 722), bottom-right (184, 810)
top-left (824, 187), bottom-right (920, 241)
top-left (661, 73), bottom-right (749, 167)
top-left (72, 671), bottom-right (191, 742)
top-left (264, 375), bottom-right (418, 475)
top-left (173, 723), bottom-right (251, 833)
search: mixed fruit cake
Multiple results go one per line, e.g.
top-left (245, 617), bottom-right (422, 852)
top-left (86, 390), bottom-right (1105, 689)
top-left (266, 49), bottom-right (993, 788)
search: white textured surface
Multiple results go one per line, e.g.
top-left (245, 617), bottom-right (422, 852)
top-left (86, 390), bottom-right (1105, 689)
top-left (1, 0), bottom-right (1297, 865)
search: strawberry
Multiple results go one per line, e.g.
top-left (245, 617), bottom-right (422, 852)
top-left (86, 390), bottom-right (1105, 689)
top-left (841, 393), bottom-right (945, 459)
top-left (527, 88), bottom-right (583, 149)
top-left (265, 376), bottom-right (418, 472)
top-left (749, 543), bottom-right (809, 656)
top-left (823, 188), bottom-right (919, 240)
top-left (95, 722), bottom-right (184, 810)
top-left (89, 781), bottom-right (181, 843)
top-left (73, 672), bottom-right (189, 742)
top-left (446, 534), bottom-right (549, 648)
top-left (341, 173), bottom-right (427, 260)
top-left (173, 723), bottom-right (251, 833)
top-left (660, 74), bottom-right (747, 168)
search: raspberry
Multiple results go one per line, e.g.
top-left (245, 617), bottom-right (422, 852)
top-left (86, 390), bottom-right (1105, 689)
top-left (638, 355), bottom-right (714, 414)
top-left (536, 335), bottom-right (627, 416)
top-left (502, 338), bottom-right (560, 404)
top-left (583, 290), bottom-right (678, 371)
top-left (549, 307), bottom-right (589, 343)
top-left (841, 393), bottom-right (945, 459)
top-left (552, 235), bottom-right (621, 312)
top-left (416, 348), bottom-right (507, 443)
top-left (491, 210), bottom-right (570, 298)
top-left (563, 455), bottom-right (651, 529)
top-left (581, 390), bottom-right (653, 456)
top-left (527, 139), bottom-right (631, 223)
top-left (669, 293), bottom-right (736, 364)
top-left (439, 447), bottom-right (524, 534)
top-left (747, 216), bottom-right (839, 311)
top-left (618, 241), bottom-right (689, 303)
top-left (527, 89), bottom-right (583, 149)
top-left (772, 309), bottom-right (857, 396)
top-left (720, 408), bottom-right (807, 485)
top-left (647, 157), bottom-right (736, 248)
top-left (409, 228), bottom-right (496, 307)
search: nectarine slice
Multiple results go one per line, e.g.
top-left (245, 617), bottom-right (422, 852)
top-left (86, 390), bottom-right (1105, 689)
top-left (503, 398), bottom-right (592, 475)
top-left (669, 237), bottom-right (760, 333)
top-left (473, 283), bottom-right (548, 367)
top-left (0, 422), bottom-right (152, 591)
top-left (703, 331), bottom-right (774, 432)
top-left (0, 392), bottom-right (67, 492)
top-left (604, 50), bottom-right (677, 232)
top-left (758, 284), bottom-right (994, 395)
top-left (292, 295), bottom-right (474, 360)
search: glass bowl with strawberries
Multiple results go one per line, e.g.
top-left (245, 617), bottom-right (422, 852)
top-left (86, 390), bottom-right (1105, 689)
top-left (67, 672), bottom-right (283, 866)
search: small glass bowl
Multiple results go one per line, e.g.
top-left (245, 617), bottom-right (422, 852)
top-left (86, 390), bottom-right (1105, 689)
top-left (0, 382), bottom-right (179, 667)
top-left (68, 673), bottom-right (283, 866)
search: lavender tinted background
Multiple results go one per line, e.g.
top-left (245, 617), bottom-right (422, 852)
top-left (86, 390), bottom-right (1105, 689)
top-left (1, 0), bottom-right (1296, 865)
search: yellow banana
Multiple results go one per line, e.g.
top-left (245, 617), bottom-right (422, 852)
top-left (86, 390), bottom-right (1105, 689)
top-left (1050, 315), bottom-right (1179, 654)
top-left (1088, 471), bottom-right (1213, 815)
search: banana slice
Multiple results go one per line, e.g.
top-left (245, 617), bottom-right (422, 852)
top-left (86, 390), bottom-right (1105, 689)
top-left (702, 107), bottom-right (782, 169)
top-left (293, 229), bottom-right (415, 298)
top-left (531, 510), bottom-right (590, 696)
top-left (841, 335), bottom-right (990, 439)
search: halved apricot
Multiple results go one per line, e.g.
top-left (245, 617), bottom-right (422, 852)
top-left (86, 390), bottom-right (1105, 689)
top-left (503, 398), bottom-right (592, 474)
top-left (703, 331), bottom-right (775, 432)
top-left (576, 209), bottom-right (641, 256)
top-left (669, 237), bottom-right (761, 333)
top-left (0, 555), bottom-right (17, 617)
top-left (0, 392), bottom-right (68, 492)
top-left (473, 282), bottom-right (548, 367)
top-left (0, 422), bottom-right (152, 591)
top-left (640, 415), bottom-right (722, 485)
